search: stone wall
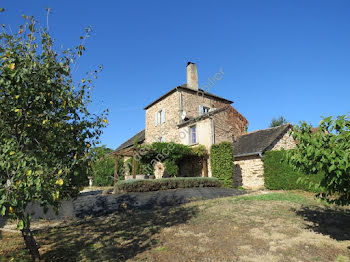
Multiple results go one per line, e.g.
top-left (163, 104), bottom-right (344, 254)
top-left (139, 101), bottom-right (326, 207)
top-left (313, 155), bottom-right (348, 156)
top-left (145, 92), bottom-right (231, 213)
top-left (234, 155), bottom-right (264, 189)
top-left (145, 91), bottom-right (180, 144)
top-left (181, 89), bottom-right (229, 119)
top-left (268, 129), bottom-right (296, 151)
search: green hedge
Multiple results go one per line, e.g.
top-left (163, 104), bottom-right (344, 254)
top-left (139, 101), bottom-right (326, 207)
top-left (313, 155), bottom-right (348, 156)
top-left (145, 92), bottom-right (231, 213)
top-left (210, 142), bottom-right (234, 187)
top-left (115, 177), bottom-right (222, 193)
top-left (264, 150), bottom-right (324, 191)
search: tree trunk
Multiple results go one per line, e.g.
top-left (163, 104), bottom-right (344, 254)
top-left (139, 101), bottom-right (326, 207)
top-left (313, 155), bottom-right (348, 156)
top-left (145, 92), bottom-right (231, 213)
top-left (21, 228), bottom-right (41, 261)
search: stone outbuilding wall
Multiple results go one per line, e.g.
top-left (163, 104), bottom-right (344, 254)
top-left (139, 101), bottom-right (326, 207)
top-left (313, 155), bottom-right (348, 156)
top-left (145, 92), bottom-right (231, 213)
top-left (234, 126), bottom-right (296, 189)
top-left (234, 156), bottom-right (264, 189)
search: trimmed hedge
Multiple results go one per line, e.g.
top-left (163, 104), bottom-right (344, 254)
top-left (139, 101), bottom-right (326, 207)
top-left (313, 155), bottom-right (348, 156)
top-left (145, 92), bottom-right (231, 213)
top-left (210, 142), bottom-right (234, 187)
top-left (264, 150), bottom-right (324, 191)
top-left (115, 177), bottom-right (222, 193)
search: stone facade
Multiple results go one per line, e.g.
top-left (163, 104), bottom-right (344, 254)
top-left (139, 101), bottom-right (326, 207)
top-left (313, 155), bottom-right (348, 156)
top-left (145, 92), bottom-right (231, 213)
top-left (145, 91), bottom-right (180, 144)
top-left (268, 130), bottom-right (296, 151)
top-left (145, 88), bottom-right (248, 149)
top-left (234, 156), bottom-right (264, 189)
top-left (144, 87), bottom-right (248, 179)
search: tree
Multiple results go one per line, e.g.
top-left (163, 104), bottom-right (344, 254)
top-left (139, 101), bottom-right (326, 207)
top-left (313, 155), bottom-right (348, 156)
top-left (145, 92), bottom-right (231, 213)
top-left (90, 146), bottom-right (122, 186)
top-left (269, 116), bottom-right (288, 127)
top-left (286, 115), bottom-right (350, 205)
top-left (0, 14), bottom-right (107, 259)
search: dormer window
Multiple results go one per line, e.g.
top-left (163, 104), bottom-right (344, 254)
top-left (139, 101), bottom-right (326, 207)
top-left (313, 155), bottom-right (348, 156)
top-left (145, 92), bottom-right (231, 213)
top-left (199, 105), bottom-right (210, 116)
top-left (154, 108), bottom-right (166, 126)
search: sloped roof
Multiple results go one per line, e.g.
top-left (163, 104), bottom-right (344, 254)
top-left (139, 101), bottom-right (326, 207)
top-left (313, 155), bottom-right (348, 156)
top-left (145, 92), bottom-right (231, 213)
top-left (144, 85), bottom-right (233, 110)
top-left (233, 124), bottom-right (292, 157)
top-left (114, 129), bottom-right (145, 153)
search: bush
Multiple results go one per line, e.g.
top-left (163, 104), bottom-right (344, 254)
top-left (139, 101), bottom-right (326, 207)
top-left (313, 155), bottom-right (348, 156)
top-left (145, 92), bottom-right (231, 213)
top-left (115, 177), bottom-right (222, 193)
top-left (164, 159), bottom-right (178, 177)
top-left (210, 142), bottom-right (234, 187)
top-left (264, 150), bottom-right (324, 191)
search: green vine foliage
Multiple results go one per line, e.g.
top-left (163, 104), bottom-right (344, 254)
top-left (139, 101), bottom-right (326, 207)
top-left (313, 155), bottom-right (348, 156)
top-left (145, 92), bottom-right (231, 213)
top-left (0, 15), bottom-right (107, 259)
top-left (286, 115), bottom-right (350, 205)
top-left (210, 142), bottom-right (234, 187)
top-left (139, 142), bottom-right (207, 177)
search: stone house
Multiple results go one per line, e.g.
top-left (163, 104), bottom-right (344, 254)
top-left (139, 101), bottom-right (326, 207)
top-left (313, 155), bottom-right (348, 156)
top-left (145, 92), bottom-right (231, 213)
top-left (114, 62), bottom-right (248, 177)
top-left (233, 124), bottom-right (296, 189)
top-left (113, 62), bottom-right (296, 187)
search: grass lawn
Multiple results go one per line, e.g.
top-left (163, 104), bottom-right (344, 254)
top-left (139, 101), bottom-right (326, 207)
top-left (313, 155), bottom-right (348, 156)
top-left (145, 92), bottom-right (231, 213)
top-left (1, 191), bottom-right (350, 261)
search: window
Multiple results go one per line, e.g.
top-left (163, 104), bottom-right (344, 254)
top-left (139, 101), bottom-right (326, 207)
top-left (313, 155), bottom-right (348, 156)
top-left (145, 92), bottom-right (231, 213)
top-left (190, 125), bottom-right (197, 144)
top-left (199, 105), bottom-right (210, 116)
top-left (154, 108), bottom-right (166, 126)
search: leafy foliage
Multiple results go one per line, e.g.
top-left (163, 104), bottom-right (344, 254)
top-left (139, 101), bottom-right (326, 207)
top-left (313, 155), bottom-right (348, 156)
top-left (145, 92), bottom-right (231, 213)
top-left (115, 177), bottom-right (221, 193)
top-left (139, 142), bottom-right (207, 177)
top-left (0, 15), bottom-right (107, 259)
top-left (286, 115), bottom-right (350, 205)
top-left (210, 142), bottom-right (234, 187)
top-left (90, 146), bottom-right (123, 186)
top-left (264, 150), bottom-right (323, 191)
top-left (269, 116), bottom-right (288, 127)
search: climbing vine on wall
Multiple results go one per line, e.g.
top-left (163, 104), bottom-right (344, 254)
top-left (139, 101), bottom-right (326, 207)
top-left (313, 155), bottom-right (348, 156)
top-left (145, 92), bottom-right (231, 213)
top-left (139, 142), bottom-right (207, 176)
top-left (210, 142), bottom-right (234, 187)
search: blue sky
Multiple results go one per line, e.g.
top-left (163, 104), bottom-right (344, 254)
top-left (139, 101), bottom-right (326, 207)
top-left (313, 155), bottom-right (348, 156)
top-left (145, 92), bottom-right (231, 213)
top-left (2, 0), bottom-right (350, 149)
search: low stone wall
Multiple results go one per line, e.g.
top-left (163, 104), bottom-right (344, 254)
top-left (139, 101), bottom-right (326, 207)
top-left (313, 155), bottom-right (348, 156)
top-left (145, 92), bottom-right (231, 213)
top-left (18, 188), bottom-right (248, 221)
top-left (234, 156), bottom-right (264, 189)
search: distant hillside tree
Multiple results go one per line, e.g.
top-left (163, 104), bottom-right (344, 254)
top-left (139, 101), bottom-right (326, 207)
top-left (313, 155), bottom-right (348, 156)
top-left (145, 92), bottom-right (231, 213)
top-left (270, 116), bottom-right (288, 127)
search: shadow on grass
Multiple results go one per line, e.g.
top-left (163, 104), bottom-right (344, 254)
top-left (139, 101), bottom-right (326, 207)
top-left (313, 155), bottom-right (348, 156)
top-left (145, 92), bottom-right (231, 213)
top-left (294, 206), bottom-right (350, 241)
top-left (38, 205), bottom-right (198, 261)
top-left (0, 216), bottom-right (7, 239)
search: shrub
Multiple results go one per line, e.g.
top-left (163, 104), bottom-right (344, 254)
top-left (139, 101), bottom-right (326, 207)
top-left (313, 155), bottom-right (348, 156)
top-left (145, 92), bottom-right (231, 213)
top-left (115, 177), bottom-right (221, 193)
top-left (210, 142), bottom-right (234, 187)
top-left (264, 150), bottom-right (324, 191)
top-left (92, 155), bottom-right (115, 186)
top-left (164, 159), bottom-right (178, 177)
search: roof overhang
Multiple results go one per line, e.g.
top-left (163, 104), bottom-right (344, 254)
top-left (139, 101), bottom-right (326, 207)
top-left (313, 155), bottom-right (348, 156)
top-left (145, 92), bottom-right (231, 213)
top-left (144, 86), bottom-right (233, 110)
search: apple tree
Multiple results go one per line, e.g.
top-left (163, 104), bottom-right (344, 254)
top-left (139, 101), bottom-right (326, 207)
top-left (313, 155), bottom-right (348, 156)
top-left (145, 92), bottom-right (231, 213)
top-left (0, 14), bottom-right (108, 260)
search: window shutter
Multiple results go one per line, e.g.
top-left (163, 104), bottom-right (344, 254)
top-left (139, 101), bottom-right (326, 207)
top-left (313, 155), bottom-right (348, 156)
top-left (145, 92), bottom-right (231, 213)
top-left (154, 111), bottom-right (158, 126)
top-left (161, 108), bottom-right (166, 124)
top-left (199, 105), bottom-right (204, 116)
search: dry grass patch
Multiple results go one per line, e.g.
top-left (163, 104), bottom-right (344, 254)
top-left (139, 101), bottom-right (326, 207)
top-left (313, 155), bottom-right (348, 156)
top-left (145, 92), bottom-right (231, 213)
top-left (0, 191), bottom-right (349, 261)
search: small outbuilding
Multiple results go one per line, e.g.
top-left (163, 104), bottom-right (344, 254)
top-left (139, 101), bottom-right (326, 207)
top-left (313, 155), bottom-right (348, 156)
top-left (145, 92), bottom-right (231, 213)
top-left (233, 124), bottom-right (296, 189)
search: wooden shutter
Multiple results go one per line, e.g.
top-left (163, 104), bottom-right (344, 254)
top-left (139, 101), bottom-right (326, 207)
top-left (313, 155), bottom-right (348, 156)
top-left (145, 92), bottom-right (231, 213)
top-left (199, 105), bottom-right (204, 116)
top-left (154, 111), bottom-right (158, 126)
top-left (161, 108), bottom-right (166, 124)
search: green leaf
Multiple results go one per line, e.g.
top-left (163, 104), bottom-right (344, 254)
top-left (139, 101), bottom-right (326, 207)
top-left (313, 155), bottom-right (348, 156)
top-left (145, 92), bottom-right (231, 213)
top-left (0, 206), bottom-right (6, 216)
top-left (17, 220), bottom-right (24, 230)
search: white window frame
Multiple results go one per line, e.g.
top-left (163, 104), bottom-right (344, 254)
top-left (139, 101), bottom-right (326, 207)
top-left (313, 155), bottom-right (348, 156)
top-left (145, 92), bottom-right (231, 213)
top-left (155, 108), bottom-right (166, 126)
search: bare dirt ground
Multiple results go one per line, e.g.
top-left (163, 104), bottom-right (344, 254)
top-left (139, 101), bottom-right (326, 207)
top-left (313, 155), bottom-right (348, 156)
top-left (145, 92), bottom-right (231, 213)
top-left (1, 191), bottom-right (350, 262)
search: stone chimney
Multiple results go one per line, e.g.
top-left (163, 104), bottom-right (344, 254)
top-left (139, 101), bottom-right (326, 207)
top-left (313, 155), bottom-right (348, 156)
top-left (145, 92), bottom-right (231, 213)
top-left (186, 62), bottom-right (198, 91)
